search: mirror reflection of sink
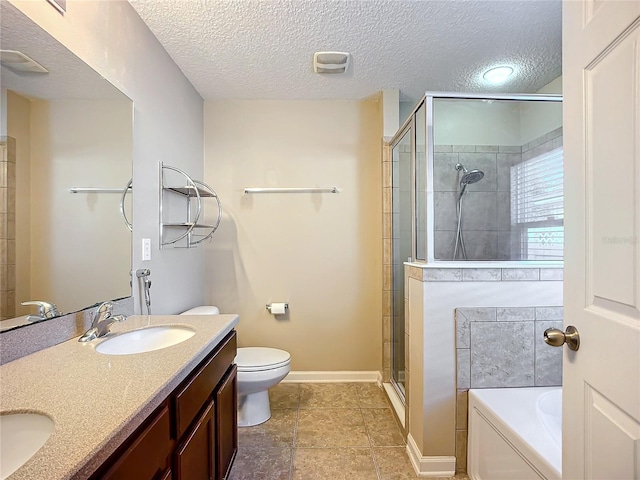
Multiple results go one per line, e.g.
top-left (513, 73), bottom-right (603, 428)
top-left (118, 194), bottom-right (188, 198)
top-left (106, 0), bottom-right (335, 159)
top-left (95, 325), bottom-right (196, 355)
top-left (0, 412), bottom-right (55, 479)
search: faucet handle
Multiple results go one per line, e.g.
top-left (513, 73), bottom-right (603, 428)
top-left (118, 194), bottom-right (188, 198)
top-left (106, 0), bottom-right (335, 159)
top-left (21, 301), bottom-right (60, 318)
top-left (90, 302), bottom-right (113, 326)
top-left (93, 301), bottom-right (113, 318)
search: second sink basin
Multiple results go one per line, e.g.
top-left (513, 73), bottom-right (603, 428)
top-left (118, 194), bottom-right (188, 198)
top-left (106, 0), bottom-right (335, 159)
top-left (0, 412), bottom-right (55, 479)
top-left (96, 325), bottom-right (196, 355)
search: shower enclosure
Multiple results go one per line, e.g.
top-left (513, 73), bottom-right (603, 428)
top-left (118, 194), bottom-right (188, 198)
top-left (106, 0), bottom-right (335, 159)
top-left (388, 92), bottom-right (562, 401)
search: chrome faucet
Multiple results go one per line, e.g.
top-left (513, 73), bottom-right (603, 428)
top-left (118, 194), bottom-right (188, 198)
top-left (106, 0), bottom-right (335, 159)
top-left (78, 301), bottom-right (127, 342)
top-left (21, 301), bottom-right (61, 322)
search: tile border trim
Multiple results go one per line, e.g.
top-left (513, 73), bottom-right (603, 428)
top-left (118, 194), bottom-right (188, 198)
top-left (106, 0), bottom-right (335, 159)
top-left (408, 267), bottom-right (563, 282)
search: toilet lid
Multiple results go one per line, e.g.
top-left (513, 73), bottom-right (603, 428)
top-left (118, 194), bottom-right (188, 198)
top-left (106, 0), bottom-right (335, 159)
top-left (235, 347), bottom-right (290, 372)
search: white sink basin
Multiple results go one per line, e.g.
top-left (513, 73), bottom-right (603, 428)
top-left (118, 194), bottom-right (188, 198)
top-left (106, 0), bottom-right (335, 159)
top-left (0, 412), bottom-right (55, 479)
top-left (95, 325), bottom-right (195, 355)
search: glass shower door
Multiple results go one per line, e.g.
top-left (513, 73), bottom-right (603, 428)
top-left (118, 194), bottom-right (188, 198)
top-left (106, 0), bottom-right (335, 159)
top-left (391, 125), bottom-right (413, 400)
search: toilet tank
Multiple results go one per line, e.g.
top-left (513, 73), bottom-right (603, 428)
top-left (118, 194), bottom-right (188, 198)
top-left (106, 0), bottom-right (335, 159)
top-left (180, 306), bottom-right (220, 315)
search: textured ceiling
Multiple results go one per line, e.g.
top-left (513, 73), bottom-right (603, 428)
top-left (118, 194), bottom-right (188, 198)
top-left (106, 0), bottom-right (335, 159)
top-left (129, 0), bottom-right (562, 103)
top-left (0, 2), bottom-right (127, 100)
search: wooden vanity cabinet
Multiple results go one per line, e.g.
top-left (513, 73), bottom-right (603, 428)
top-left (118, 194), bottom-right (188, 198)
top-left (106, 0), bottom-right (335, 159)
top-left (92, 330), bottom-right (237, 480)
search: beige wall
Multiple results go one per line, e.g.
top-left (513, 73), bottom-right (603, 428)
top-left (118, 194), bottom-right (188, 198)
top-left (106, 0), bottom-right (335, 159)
top-left (204, 99), bottom-right (383, 371)
top-left (6, 91), bottom-right (30, 317)
top-left (432, 75), bottom-right (563, 147)
top-left (519, 76), bottom-right (563, 144)
top-left (434, 99), bottom-right (522, 146)
top-left (8, 1), bottom-right (205, 315)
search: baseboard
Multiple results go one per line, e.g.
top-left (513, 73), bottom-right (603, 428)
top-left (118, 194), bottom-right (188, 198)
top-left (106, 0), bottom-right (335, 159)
top-left (282, 371), bottom-right (382, 383)
top-left (406, 434), bottom-right (456, 477)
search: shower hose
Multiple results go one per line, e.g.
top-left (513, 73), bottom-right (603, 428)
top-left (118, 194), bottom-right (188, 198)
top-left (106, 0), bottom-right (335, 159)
top-left (453, 194), bottom-right (467, 260)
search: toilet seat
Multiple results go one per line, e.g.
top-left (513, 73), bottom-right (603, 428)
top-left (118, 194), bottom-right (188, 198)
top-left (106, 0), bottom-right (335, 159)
top-left (235, 347), bottom-right (291, 372)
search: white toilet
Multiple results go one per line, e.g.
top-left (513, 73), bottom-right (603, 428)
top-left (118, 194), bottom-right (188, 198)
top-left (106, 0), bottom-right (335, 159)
top-left (235, 346), bottom-right (290, 426)
top-left (180, 306), bottom-right (291, 427)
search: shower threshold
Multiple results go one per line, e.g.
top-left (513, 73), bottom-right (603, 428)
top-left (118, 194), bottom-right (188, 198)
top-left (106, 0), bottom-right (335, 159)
top-left (383, 382), bottom-right (405, 429)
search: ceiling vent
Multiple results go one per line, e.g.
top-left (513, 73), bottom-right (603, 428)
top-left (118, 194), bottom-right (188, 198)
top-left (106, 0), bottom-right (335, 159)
top-left (313, 51), bottom-right (350, 74)
top-left (0, 50), bottom-right (48, 74)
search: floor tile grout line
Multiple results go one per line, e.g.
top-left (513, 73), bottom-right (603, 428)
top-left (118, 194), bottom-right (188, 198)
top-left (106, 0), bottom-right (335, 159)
top-left (359, 401), bottom-right (383, 480)
top-left (288, 384), bottom-right (301, 480)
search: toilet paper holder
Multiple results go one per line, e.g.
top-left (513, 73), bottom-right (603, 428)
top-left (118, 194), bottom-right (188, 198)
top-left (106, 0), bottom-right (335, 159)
top-left (266, 303), bottom-right (289, 313)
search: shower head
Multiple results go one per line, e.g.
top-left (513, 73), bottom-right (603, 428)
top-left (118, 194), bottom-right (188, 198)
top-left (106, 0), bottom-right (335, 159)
top-left (461, 169), bottom-right (484, 185)
top-left (455, 163), bottom-right (485, 185)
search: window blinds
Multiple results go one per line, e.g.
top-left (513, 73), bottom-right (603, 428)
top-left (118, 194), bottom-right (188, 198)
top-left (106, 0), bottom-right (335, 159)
top-left (511, 147), bottom-right (564, 260)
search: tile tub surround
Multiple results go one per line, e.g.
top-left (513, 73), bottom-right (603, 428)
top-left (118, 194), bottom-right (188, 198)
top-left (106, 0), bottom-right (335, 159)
top-left (404, 263), bottom-right (562, 475)
top-left (229, 382), bottom-right (470, 480)
top-left (454, 306), bottom-right (563, 473)
top-left (0, 313), bottom-right (239, 480)
top-left (455, 306), bottom-right (564, 389)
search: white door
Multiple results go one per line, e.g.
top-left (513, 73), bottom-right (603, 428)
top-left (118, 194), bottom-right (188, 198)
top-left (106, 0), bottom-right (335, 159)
top-left (563, 1), bottom-right (640, 479)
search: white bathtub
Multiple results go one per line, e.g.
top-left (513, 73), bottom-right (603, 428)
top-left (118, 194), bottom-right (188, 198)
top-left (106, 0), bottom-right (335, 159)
top-left (468, 387), bottom-right (561, 480)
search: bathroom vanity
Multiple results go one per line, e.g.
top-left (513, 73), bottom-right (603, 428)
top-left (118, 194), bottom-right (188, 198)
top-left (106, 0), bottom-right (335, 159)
top-left (0, 314), bottom-right (239, 480)
top-left (91, 330), bottom-right (237, 480)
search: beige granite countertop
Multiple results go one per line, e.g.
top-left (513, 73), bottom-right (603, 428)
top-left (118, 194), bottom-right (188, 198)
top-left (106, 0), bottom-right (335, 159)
top-left (0, 314), bottom-right (239, 480)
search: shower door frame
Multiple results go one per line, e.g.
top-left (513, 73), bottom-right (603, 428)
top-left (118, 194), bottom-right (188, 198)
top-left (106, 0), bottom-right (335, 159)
top-left (388, 114), bottom-right (417, 402)
top-left (422, 92), bottom-right (563, 263)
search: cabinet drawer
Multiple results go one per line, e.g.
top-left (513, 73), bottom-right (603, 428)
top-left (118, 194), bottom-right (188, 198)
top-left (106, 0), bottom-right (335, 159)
top-left (98, 405), bottom-right (171, 480)
top-left (174, 331), bottom-right (236, 438)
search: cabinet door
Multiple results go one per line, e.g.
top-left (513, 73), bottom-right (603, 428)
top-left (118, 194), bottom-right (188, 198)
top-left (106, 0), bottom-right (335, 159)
top-left (215, 365), bottom-right (238, 480)
top-left (97, 405), bottom-right (171, 480)
top-left (174, 399), bottom-right (216, 480)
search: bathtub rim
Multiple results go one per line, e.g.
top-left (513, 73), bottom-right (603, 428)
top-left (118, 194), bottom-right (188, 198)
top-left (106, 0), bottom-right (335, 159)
top-left (468, 386), bottom-right (562, 480)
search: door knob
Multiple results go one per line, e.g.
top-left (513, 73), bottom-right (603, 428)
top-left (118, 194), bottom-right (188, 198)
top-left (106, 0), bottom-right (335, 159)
top-left (544, 325), bottom-right (580, 351)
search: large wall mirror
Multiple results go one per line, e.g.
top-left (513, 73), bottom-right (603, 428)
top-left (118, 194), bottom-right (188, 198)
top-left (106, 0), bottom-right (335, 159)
top-left (0, 2), bottom-right (133, 332)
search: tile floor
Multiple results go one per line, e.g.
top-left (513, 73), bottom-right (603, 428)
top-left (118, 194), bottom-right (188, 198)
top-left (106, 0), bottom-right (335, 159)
top-left (228, 382), bottom-right (470, 480)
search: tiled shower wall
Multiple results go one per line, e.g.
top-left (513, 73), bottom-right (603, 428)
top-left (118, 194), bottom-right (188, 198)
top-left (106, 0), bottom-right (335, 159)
top-left (392, 142), bottom-right (411, 389)
top-left (454, 304), bottom-right (563, 472)
top-left (433, 144), bottom-right (519, 260)
top-left (382, 138), bottom-right (412, 387)
top-left (0, 137), bottom-right (16, 320)
top-left (382, 141), bottom-right (392, 383)
top-left (433, 127), bottom-right (563, 260)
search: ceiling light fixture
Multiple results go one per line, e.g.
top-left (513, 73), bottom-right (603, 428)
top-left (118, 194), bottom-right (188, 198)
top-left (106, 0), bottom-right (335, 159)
top-left (0, 50), bottom-right (48, 74)
top-left (482, 66), bottom-right (514, 84)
